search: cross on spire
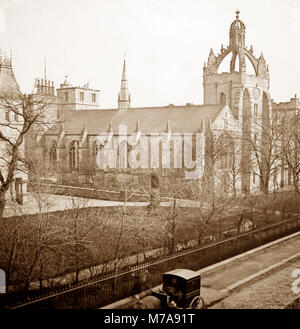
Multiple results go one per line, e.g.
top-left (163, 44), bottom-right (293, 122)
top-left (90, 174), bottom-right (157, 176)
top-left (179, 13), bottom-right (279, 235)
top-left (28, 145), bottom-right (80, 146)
top-left (235, 10), bottom-right (240, 19)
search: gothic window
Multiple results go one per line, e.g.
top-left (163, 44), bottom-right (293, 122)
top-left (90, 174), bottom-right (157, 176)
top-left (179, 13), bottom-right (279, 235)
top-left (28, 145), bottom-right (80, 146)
top-left (80, 92), bottom-right (84, 102)
top-left (151, 174), bottom-right (159, 189)
top-left (64, 92), bottom-right (68, 102)
top-left (118, 140), bottom-right (132, 169)
top-left (219, 134), bottom-right (234, 169)
top-left (220, 92), bottom-right (226, 106)
top-left (92, 93), bottom-right (96, 103)
top-left (92, 141), bottom-right (98, 160)
top-left (50, 141), bottom-right (57, 166)
top-left (91, 141), bottom-right (104, 167)
top-left (69, 140), bottom-right (79, 169)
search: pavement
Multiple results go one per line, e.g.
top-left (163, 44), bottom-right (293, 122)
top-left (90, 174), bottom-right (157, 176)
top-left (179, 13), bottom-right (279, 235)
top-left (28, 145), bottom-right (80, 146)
top-left (200, 234), bottom-right (300, 291)
top-left (3, 193), bottom-right (199, 217)
top-left (3, 193), bottom-right (149, 217)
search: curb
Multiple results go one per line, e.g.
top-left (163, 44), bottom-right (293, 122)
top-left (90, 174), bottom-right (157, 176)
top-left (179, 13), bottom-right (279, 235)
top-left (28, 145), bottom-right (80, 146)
top-left (219, 252), bottom-right (300, 295)
top-left (199, 231), bottom-right (300, 277)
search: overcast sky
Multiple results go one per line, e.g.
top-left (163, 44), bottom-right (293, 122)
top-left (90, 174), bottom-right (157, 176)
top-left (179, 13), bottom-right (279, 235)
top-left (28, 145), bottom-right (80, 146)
top-left (0, 0), bottom-right (299, 108)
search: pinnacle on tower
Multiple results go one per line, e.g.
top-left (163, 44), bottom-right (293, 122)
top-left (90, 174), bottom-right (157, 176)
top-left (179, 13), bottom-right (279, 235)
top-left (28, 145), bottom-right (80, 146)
top-left (82, 121), bottom-right (87, 132)
top-left (136, 120), bottom-right (141, 132)
top-left (118, 58), bottom-right (131, 110)
top-left (108, 120), bottom-right (113, 133)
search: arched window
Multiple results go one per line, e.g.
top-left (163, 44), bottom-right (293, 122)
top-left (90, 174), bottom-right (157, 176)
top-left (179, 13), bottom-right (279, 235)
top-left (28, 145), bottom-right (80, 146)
top-left (151, 174), bottom-right (159, 189)
top-left (50, 141), bottom-right (57, 166)
top-left (220, 92), bottom-right (226, 106)
top-left (92, 141), bottom-right (99, 160)
top-left (91, 141), bottom-right (104, 168)
top-left (118, 140), bottom-right (132, 169)
top-left (218, 134), bottom-right (234, 169)
top-left (69, 141), bottom-right (79, 169)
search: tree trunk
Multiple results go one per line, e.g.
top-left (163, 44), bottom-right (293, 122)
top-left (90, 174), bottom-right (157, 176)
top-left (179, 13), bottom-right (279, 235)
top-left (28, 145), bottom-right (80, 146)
top-left (0, 190), bottom-right (6, 219)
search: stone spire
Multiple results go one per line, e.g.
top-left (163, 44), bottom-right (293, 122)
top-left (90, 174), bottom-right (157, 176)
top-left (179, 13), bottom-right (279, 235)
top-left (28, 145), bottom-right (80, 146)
top-left (118, 59), bottom-right (131, 110)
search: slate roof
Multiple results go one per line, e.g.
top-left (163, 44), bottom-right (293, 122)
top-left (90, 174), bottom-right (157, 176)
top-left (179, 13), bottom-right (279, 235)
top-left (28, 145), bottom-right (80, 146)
top-left (46, 104), bottom-right (224, 135)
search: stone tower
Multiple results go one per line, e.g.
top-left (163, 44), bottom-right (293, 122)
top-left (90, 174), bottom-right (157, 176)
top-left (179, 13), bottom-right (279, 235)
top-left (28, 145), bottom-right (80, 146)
top-left (203, 11), bottom-right (272, 193)
top-left (118, 59), bottom-right (131, 110)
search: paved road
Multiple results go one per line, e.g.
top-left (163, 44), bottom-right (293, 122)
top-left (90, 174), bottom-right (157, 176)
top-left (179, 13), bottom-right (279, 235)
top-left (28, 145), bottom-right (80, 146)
top-left (201, 234), bottom-right (300, 291)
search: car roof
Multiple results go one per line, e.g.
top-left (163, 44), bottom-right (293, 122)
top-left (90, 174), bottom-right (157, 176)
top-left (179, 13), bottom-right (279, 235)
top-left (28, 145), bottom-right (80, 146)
top-left (163, 269), bottom-right (200, 280)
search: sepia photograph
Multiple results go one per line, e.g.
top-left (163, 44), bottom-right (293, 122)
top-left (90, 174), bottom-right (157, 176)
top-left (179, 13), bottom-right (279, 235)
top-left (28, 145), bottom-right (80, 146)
top-left (0, 0), bottom-right (299, 319)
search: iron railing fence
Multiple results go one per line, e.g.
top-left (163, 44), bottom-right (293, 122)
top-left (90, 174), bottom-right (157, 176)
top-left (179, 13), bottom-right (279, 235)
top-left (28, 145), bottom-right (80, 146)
top-left (7, 216), bottom-right (300, 309)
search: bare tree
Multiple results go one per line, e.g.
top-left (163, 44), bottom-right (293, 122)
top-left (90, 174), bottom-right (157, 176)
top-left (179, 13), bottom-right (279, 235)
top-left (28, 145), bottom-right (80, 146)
top-left (0, 91), bottom-right (53, 218)
top-left (241, 115), bottom-right (283, 194)
top-left (281, 112), bottom-right (300, 195)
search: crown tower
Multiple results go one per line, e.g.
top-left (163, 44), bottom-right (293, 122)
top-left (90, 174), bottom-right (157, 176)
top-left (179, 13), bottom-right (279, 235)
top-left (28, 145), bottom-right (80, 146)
top-left (203, 11), bottom-right (272, 193)
top-left (203, 11), bottom-right (271, 116)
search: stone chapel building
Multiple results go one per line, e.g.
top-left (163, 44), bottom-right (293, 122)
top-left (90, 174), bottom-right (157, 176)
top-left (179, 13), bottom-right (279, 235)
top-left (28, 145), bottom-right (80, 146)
top-left (27, 12), bottom-right (296, 195)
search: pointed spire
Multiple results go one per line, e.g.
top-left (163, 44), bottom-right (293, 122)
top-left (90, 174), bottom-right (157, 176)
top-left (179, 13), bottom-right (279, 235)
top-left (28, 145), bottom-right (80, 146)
top-left (209, 48), bottom-right (215, 57)
top-left (80, 121), bottom-right (88, 143)
top-left (118, 58), bottom-right (131, 110)
top-left (82, 121), bottom-right (87, 132)
top-left (259, 52), bottom-right (265, 61)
